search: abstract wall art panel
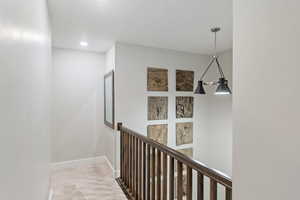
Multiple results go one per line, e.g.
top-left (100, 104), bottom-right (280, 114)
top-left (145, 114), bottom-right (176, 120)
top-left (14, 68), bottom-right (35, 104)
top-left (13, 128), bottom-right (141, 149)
top-left (148, 96), bottom-right (168, 120)
top-left (147, 67), bottom-right (168, 91)
top-left (178, 148), bottom-right (193, 158)
top-left (175, 148), bottom-right (193, 172)
top-left (147, 124), bottom-right (168, 145)
top-left (176, 96), bottom-right (194, 118)
top-left (176, 122), bottom-right (193, 145)
top-left (176, 70), bottom-right (194, 91)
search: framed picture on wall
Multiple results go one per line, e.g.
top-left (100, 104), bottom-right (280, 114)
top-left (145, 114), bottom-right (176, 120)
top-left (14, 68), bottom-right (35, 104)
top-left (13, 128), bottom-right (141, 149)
top-left (176, 70), bottom-right (194, 91)
top-left (104, 71), bottom-right (115, 129)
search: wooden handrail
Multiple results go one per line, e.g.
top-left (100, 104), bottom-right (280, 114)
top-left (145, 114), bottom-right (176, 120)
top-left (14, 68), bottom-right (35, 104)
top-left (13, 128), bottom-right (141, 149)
top-left (116, 122), bottom-right (232, 200)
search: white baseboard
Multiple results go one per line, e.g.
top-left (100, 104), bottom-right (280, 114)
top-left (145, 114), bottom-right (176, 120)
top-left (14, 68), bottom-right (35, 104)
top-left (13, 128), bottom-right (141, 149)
top-left (102, 157), bottom-right (119, 178)
top-left (114, 170), bottom-right (120, 178)
top-left (51, 156), bottom-right (107, 170)
top-left (103, 156), bottom-right (114, 171)
top-left (48, 189), bottom-right (53, 200)
top-left (51, 156), bottom-right (117, 175)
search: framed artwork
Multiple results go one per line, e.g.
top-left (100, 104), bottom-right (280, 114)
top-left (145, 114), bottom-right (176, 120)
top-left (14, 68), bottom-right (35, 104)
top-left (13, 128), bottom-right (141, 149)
top-left (175, 148), bottom-right (193, 173)
top-left (147, 124), bottom-right (168, 145)
top-left (148, 96), bottom-right (168, 120)
top-left (176, 70), bottom-right (194, 91)
top-left (176, 96), bottom-right (194, 118)
top-left (176, 122), bottom-right (193, 145)
top-left (104, 71), bottom-right (115, 129)
top-left (147, 67), bottom-right (168, 91)
top-left (178, 148), bottom-right (193, 158)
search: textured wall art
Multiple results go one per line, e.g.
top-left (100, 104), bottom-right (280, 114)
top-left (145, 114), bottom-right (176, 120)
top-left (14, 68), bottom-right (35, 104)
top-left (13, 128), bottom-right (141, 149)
top-left (147, 124), bottom-right (168, 145)
top-left (176, 96), bottom-right (194, 118)
top-left (176, 122), bottom-right (193, 145)
top-left (176, 70), bottom-right (194, 91)
top-left (148, 96), bottom-right (168, 120)
top-left (175, 148), bottom-right (193, 172)
top-left (147, 67), bottom-right (168, 91)
top-left (178, 148), bottom-right (193, 158)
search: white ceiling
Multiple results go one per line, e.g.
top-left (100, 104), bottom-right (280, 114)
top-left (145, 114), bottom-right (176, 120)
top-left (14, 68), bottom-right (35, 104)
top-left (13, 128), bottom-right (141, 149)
top-left (49, 0), bottom-right (232, 54)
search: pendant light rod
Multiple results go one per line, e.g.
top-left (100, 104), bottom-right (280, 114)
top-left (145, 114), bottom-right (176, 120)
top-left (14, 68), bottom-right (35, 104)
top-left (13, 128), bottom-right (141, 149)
top-left (200, 57), bottom-right (215, 80)
top-left (211, 27), bottom-right (225, 78)
top-left (211, 27), bottom-right (220, 57)
top-left (216, 57), bottom-right (225, 78)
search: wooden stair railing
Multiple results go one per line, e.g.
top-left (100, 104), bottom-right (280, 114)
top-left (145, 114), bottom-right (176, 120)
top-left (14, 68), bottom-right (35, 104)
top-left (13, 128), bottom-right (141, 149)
top-left (116, 123), bottom-right (232, 200)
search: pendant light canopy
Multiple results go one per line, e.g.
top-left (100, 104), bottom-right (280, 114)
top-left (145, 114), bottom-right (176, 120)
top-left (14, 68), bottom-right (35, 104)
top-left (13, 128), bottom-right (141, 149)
top-left (195, 27), bottom-right (232, 95)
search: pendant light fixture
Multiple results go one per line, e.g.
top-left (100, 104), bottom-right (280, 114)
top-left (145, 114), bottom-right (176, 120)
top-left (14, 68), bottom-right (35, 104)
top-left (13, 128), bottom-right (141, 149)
top-left (195, 27), bottom-right (231, 95)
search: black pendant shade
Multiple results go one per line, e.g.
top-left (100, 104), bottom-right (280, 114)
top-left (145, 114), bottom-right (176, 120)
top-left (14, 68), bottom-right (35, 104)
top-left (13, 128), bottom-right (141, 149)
top-left (195, 81), bottom-right (206, 94)
top-left (215, 78), bottom-right (231, 95)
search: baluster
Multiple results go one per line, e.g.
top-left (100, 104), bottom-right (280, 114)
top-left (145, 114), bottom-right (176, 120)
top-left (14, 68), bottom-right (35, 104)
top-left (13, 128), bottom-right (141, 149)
top-left (123, 132), bottom-right (126, 181)
top-left (210, 179), bottom-right (217, 200)
top-left (186, 166), bottom-right (193, 200)
top-left (169, 157), bottom-right (174, 200)
top-left (127, 134), bottom-right (129, 184)
top-left (162, 153), bottom-right (168, 200)
top-left (151, 147), bottom-right (156, 200)
top-left (129, 135), bottom-right (133, 191)
top-left (136, 138), bottom-right (139, 199)
top-left (123, 132), bottom-right (125, 182)
top-left (147, 145), bottom-right (151, 200)
top-left (226, 188), bottom-right (232, 200)
top-left (177, 161), bottom-right (183, 200)
top-left (139, 140), bottom-right (142, 199)
top-left (126, 134), bottom-right (129, 184)
top-left (127, 133), bottom-right (130, 186)
top-left (127, 134), bottom-right (130, 186)
top-left (132, 136), bottom-right (136, 195)
top-left (143, 142), bottom-right (146, 200)
top-left (197, 172), bottom-right (204, 200)
top-left (120, 130), bottom-right (123, 180)
top-left (157, 150), bottom-right (161, 200)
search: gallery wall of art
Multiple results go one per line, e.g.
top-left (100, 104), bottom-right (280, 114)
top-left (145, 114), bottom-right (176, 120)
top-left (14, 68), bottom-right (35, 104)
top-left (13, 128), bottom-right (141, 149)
top-left (106, 43), bottom-right (233, 179)
top-left (113, 42), bottom-right (211, 172)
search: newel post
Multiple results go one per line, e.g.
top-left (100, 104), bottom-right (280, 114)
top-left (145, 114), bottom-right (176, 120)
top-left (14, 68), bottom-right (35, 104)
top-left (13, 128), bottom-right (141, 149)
top-left (117, 122), bottom-right (123, 180)
top-left (117, 122), bottom-right (123, 131)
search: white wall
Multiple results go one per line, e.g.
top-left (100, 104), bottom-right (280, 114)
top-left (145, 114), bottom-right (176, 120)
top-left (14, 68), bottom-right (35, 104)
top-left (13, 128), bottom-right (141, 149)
top-left (51, 48), bottom-right (105, 162)
top-left (202, 50), bottom-right (233, 176)
top-left (233, 1), bottom-right (300, 200)
top-left (0, 0), bottom-right (51, 199)
top-left (103, 46), bottom-right (117, 168)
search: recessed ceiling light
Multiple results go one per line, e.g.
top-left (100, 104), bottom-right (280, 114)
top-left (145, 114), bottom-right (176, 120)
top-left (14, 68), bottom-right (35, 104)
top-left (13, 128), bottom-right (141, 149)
top-left (80, 41), bottom-right (88, 47)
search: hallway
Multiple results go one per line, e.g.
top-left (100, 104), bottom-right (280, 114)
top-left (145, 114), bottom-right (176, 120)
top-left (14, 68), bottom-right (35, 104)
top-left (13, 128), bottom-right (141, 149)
top-left (51, 158), bottom-right (126, 200)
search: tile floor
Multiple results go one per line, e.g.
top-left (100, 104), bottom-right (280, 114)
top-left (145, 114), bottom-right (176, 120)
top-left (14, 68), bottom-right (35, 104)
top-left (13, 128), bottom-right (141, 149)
top-left (51, 158), bottom-right (127, 200)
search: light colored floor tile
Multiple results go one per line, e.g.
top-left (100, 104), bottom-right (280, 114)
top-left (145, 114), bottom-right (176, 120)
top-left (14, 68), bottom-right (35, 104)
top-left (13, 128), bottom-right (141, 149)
top-left (51, 158), bottom-right (127, 200)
